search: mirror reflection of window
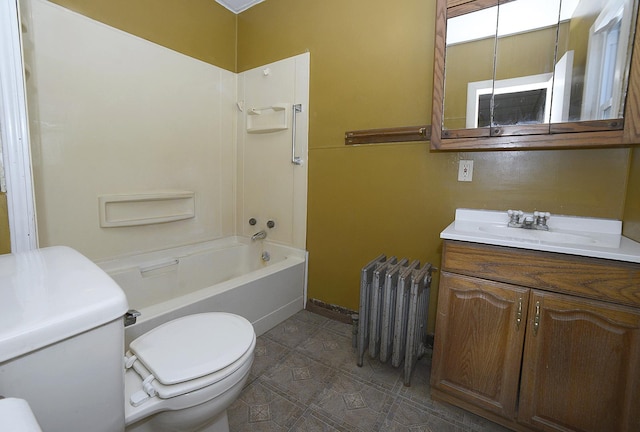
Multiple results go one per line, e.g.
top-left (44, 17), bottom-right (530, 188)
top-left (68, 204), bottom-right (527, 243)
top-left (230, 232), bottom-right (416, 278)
top-left (467, 73), bottom-right (554, 128)
top-left (600, 20), bottom-right (621, 117)
top-left (478, 89), bottom-right (548, 127)
top-left (582, 0), bottom-right (634, 120)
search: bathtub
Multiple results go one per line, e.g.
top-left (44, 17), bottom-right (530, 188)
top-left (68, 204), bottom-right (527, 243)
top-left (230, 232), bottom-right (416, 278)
top-left (96, 237), bottom-right (307, 345)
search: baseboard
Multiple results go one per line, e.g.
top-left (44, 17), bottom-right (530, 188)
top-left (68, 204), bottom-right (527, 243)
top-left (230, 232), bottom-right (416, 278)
top-left (305, 298), bottom-right (435, 347)
top-left (305, 298), bottom-right (356, 324)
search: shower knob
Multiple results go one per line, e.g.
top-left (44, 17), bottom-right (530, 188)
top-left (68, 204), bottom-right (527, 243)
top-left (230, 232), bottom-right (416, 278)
top-left (266, 220), bottom-right (275, 229)
top-left (249, 218), bottom-right (257, 226)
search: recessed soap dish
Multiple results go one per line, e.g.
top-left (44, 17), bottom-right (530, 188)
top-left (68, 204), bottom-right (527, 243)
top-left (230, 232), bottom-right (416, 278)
top-left (98, 191), bottom-right (195, 228)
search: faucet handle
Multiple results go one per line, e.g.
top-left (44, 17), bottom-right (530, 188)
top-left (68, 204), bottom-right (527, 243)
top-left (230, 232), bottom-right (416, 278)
top-left (507, 209), bottom-right (522, 220)
top-left (507, 210), bottom-right (523, 227)
top-left (533, 211), bottom-right (551, 230)
top-left (534, 211), bottom-right (551, 219)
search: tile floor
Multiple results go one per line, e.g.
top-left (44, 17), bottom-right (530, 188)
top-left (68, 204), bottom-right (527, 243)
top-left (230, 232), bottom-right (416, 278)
top-left (229, 310), bottom-right (511, 432)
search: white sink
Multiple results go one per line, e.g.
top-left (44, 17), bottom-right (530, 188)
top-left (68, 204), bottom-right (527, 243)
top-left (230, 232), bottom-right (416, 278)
top-left (441, 209), bottom-right (640, 263)
top-left (477, 224), bottom-right (607, 247)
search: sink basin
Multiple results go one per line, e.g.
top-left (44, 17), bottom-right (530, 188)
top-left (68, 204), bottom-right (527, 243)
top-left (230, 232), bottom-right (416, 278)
top-left (448, 209), bottom-right (622, 249)
top-left (440, 209), bottom-right (640, 263)
top-left (477, 225), bottom-right (601, 246)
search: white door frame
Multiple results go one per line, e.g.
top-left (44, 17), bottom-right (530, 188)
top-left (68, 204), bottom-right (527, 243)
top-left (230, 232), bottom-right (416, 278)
top-left (0, 0), bottom-right (38, 252)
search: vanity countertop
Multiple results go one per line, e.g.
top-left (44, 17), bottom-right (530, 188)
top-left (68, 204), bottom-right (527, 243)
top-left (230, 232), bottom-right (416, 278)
top-left (441, 209), bottom-right (640, 264)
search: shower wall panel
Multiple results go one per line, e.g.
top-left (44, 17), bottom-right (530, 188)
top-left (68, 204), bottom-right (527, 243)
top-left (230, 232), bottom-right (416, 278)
top-left (24, 0), bottom-right (236, 260)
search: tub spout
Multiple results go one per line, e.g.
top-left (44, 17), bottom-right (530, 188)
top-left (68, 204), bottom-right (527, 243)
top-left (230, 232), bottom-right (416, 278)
top-left (251, 230), bottom-right (267, 241)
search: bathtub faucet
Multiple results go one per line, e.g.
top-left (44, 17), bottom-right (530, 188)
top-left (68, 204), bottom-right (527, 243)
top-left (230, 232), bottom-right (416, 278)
top-left (251, 230), bottom-right (267, 241)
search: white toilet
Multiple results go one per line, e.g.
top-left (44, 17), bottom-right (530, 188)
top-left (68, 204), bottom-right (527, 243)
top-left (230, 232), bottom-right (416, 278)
top-left (0, 246), bottom-right (255, 432)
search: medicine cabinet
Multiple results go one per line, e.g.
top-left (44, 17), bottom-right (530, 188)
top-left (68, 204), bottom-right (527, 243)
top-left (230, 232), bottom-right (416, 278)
top-left (430, 0), bottom-right (640, 150)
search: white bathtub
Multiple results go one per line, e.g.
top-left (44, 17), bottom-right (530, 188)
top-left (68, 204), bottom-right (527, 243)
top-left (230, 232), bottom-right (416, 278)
top-left (96, 237), bottom-right (307, 345)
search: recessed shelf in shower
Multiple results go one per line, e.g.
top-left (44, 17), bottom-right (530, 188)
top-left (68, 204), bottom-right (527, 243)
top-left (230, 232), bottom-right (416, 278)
top-left (98, 190), bottom-right (195, 227)
top-left (246, 103), bottom-right (288, 133)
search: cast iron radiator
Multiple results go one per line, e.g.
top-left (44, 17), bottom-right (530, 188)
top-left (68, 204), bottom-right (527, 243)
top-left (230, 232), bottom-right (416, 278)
top-left (356, 254), bottom-right (432, 386)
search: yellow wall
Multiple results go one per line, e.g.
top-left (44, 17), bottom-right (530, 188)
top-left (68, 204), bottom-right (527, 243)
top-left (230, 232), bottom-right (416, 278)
top-left (19, 0), bottom-right (639, 332)
top-left (48, 0), bottom-right (237, 71)
top-left (0, 193), bottom-right (10, 254)
top-left (623, 148), bottom-right (640, 242)
top-left (237, 0), bottom-right (632, 326)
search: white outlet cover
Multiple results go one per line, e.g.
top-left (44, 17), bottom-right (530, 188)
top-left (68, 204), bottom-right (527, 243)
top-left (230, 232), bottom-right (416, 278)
top-left (458, 160), bottom-right (474, 181)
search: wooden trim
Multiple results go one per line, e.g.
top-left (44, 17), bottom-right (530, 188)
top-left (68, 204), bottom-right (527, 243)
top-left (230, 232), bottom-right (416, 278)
top-left (430, 0), bottom-right (447, 149)
top-left (624, 5), bottom-right (640, 144)
top-left (446, 0), bottom-right (476, 7)
top-left (434, 129), bottom-right (626, 150)
top-left (441, 121), bottom-right (624, 141)
top-left (490, 123), bottom-right (550, 137)
top-left (442, 127), bottom-right (490, 139)
top-left (550, 119), bottom-right (624, 133)
top-left (448, 0), bottom-right (499, 18)
top-left (444, 124), bottom-right (551, 139)
top-left (345, 125), bottom-right (430, 145)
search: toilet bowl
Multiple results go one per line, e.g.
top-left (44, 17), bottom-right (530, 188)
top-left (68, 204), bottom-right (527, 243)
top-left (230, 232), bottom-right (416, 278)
top-left (0, 246), bottom-right (256, 432)
top-left (124, 313), bottom-right (256, 432)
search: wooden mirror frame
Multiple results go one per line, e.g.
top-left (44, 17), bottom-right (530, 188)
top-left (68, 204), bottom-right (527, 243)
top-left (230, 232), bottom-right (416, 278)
top-left (430, 0), bottom-right (640, 150)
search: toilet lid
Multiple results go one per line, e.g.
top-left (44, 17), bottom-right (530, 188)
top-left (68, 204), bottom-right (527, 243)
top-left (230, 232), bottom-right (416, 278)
top-left (129, 313), bottom-right (255, 385)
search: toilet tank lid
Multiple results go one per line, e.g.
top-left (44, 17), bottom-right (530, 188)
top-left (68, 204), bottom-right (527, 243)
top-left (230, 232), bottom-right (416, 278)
top-left (0, 246), bottom-right (128, 363)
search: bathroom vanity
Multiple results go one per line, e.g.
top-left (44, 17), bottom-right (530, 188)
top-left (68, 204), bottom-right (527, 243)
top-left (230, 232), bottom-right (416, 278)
top-left (431, 210), bottom-right (640, 432)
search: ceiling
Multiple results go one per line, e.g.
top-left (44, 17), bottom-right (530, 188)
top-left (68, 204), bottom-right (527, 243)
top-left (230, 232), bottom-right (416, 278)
top-left (215, 0), bottom-right (264, 14)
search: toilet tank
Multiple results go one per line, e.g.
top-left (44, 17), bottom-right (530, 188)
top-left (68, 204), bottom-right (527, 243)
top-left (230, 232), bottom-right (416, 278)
top-left (0, 246), bottom-right (129, 432)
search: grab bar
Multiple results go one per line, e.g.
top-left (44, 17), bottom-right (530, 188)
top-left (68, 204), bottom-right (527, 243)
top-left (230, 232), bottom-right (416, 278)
top-left (139, 259), bottom-right (179, 274)
top-left (291, 103), bottom-right (303, 165)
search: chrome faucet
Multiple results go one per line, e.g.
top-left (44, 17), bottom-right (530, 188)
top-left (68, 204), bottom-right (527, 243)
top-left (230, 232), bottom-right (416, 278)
top-left (507, 210), bottom-right (550, 231)
top-left (251, 230), bottom-right (267, 241)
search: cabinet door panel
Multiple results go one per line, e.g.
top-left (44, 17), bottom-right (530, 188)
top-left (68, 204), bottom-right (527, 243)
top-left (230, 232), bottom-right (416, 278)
top-left (431, 271), bottom-right (529, 418)
top-left (519, 291), bottom-right (640, 432)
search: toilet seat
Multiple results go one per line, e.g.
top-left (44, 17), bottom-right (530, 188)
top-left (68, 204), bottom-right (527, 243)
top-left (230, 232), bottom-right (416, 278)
top-left (125, 313), bottom-right (255, 405)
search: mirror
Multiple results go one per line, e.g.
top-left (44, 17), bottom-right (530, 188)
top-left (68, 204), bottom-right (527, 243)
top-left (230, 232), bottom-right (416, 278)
top-left (440, 0), bottom-right (639, 135)
top-left (443, 6), bottom-right (498, 130)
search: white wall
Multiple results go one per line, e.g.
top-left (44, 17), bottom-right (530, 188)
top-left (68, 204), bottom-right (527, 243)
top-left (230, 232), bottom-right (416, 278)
top-left (23, 0), bottom-right (237, 260)
top-left (236, 54), bottom-right (309, 249)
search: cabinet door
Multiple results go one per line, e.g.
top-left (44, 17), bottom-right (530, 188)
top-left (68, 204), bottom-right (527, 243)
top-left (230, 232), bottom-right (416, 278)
top-left (431, 271), bottom-right (529, 419)
top-left (519, 291), bottom-right (640, 432)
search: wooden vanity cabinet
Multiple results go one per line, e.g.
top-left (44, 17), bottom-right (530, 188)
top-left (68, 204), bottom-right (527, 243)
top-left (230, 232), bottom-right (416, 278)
top-left (518, 291), bottom-right (640, 432)
top-left (431, 240), bottom-right (640, 432)
top-left (431, 271), bottom-right (529, 419)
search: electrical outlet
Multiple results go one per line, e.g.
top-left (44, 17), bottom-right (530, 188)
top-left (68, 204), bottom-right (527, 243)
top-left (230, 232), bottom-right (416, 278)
top-left (458, 160), bottom-right (474, 182)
